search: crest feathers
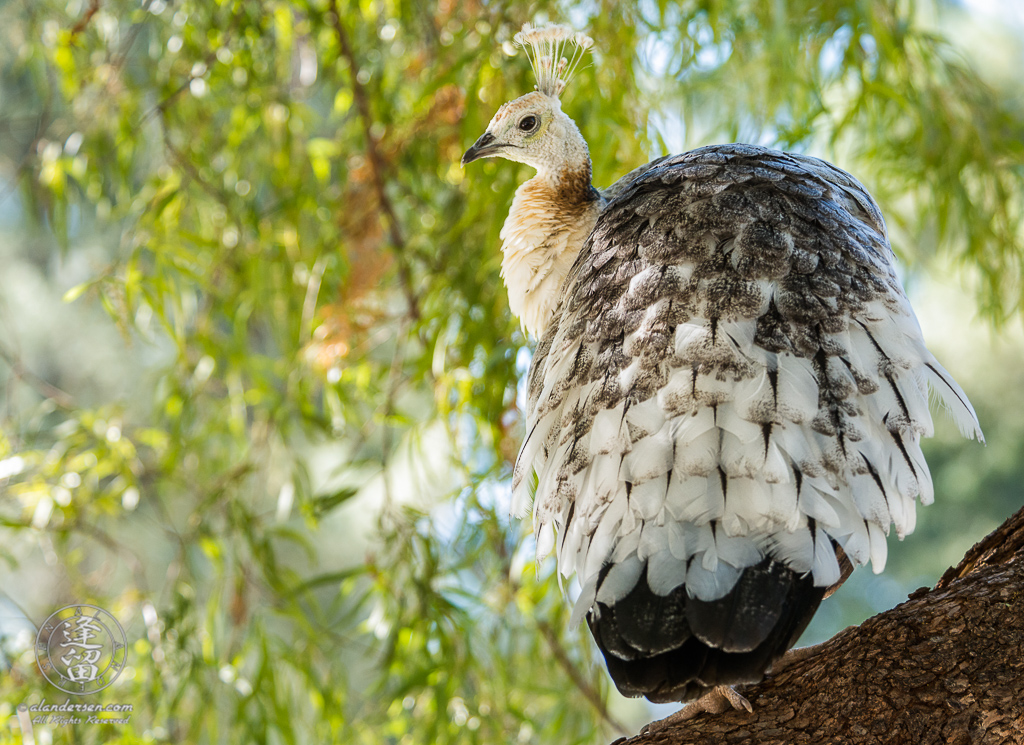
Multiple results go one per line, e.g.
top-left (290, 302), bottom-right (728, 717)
top-left (513, 23), bottom-right (593, 98)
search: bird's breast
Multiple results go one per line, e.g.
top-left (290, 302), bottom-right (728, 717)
top-left (499, 177), bottom-right (601, 336)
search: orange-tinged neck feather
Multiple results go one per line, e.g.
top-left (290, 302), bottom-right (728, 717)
top-left (500, 165), bottom-right (603, 336)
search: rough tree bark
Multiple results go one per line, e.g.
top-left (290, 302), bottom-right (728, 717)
top-left (617, 506), bottom-right (1024, 745)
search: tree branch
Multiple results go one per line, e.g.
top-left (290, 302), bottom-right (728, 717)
top-left (328, 5), bottom-right (421, 321)
top-left (0, 338), bottom-right (75, 409)
top-left (536, 619), bottom-right (629, 736)
top-left (619, 507), bottom-right (1024, 745)
top-left (69, 0), bottom-right (100, 39)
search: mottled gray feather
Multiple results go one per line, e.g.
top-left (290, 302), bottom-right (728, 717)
top-left (512, 144), bottom-right (982, 616)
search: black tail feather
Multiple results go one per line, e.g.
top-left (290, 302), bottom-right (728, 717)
top-left (586, 556), bottom-right (825, 703)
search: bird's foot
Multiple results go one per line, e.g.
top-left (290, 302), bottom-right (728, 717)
top-left (767, 632), bottom-right (852, 676)
top-left (767, 642), bottom-right (828, 675)
top-left (639, 685), bottom-right (752, 735)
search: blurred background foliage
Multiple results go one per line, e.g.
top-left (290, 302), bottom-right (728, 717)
top-left (0, 0), bottom-right (1021, 742)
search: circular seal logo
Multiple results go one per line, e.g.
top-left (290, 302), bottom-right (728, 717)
top-left (35, 605), bottom-right (127, 695)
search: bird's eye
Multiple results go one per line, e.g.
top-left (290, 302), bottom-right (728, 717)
top-left (518, 115), bottom-right (538, 132)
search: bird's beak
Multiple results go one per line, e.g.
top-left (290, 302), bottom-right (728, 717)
top-left (461, 132), bottom-right (501, 166)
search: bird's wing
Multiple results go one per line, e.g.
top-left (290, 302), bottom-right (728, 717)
top-left (513, 143), bottom-right (982, 623)
top-left (597, 154), bottom-right (673, 202)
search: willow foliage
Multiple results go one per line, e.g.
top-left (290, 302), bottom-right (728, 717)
top-left (0, 1), bottom-right (1020, 743)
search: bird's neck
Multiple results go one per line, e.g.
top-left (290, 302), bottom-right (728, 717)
top-left (500, 162), bottom-right (603, 337)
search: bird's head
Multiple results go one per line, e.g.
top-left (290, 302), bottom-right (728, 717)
top-left (461, 91), bottom-right (568, 170)
top-left (462, 24), bottom-right (594, 177)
